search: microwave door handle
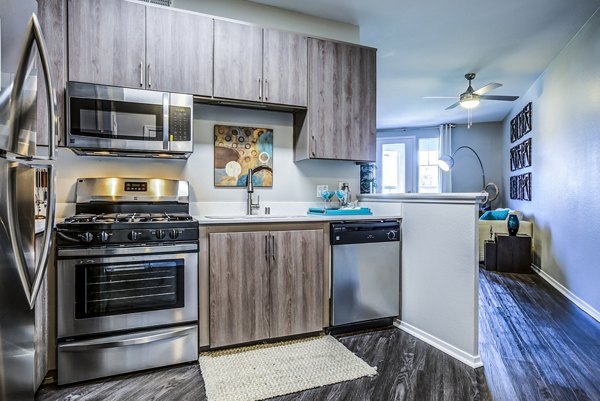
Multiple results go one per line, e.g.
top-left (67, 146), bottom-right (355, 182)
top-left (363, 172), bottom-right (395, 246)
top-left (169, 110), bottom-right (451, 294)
top-left (163, 93), bottom-right (169, 151)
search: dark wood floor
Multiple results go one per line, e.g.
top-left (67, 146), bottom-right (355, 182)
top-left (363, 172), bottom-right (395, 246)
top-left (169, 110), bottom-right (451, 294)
top-left (37, 269), bottom-right (600, 401)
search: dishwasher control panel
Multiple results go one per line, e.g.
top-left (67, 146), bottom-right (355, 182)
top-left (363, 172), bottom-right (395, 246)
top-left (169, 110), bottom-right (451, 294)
top-left (331, 220), bottom-right (400, 245)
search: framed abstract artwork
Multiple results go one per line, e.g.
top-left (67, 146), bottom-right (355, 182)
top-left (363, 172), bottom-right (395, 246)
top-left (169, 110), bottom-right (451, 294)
top-left (214, 125), bottom-right (273, 187)
top-left (510, 172), bottom-right (531, 201)
top-left (510, 102), bottom-right (532, 143)
top-left (510, 138), bottom-right (532, 171)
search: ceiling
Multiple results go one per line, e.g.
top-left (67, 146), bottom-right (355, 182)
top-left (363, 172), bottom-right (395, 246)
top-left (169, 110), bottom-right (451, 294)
top-left (250, 0), bottom-right (600, 128)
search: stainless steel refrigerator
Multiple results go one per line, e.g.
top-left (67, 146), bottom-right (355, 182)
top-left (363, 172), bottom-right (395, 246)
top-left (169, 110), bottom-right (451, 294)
top-left (0, 14), bottom-right (57, 401)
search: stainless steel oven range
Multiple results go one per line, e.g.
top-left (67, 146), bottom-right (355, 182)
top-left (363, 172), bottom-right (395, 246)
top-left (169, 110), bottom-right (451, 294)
top-left (56, 178), bottom-right (199, 385)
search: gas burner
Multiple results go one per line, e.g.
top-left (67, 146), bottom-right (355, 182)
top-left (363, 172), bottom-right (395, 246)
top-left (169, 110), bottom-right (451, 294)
top-left (63, 212), bottom-right (194, 225)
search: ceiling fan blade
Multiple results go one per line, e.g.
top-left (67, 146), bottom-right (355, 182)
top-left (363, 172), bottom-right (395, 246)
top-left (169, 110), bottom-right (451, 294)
top-left (424, 96), bottom-right (457, 99)
top-left (474, 83), bottom-right (502, 95)
top-left (480, 95), bottom-right (519, 101)
top-left (445, 101), bottom-right (460, 110)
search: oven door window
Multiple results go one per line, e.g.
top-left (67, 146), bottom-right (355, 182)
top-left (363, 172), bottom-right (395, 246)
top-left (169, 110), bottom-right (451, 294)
top-left (70, 98), bottom-right (164, 141)
top-left (75, 259), bottom-right (184, 319)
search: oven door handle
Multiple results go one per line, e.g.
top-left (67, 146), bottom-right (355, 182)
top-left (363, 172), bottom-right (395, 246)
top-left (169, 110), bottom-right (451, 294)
top-left (104, 264), bottom-right (148, 273)
top-left (59, 325), bottom-right (195, 352)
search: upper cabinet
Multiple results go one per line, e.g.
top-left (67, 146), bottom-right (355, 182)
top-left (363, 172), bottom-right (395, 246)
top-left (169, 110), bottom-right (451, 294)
top-left (214, 20), bottom-right (307, 107)
top-left (213, 20), bottom-right (263, 102)
top-left (68, 0), bottom-right (146, 89)
top-left (295, 39), bottom-right (377, 162)
top-left (68, 0), bottom-right (213, 96)
top-left (262, 29), bottom-right (307, 107)
top-left (145, 7), bottom-right (213, 95)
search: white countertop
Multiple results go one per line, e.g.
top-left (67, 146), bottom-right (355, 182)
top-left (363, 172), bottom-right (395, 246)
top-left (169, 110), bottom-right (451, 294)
top-left (359, 192), bottom-right (488, 204)
top-left (194, 213), bottom-right (401, 225)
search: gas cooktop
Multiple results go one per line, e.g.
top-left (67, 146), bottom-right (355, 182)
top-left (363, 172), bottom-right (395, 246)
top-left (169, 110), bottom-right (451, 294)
top-left (62, 212), bottom-right (194, 224)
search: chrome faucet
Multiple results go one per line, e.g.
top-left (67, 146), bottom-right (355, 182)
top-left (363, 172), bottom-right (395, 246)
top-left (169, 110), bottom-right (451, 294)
top-left (246, 168), bottom-right (260, 215)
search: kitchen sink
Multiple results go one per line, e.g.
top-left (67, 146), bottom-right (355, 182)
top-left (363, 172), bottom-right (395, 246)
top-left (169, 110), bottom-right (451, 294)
top-left (204, 214), bottom-right (306, 220)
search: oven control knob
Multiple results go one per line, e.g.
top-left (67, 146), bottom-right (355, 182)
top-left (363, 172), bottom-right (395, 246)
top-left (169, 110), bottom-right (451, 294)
top-left (169, 229), bottom-right (180, 239)
top-left (387, 230), bottom-right (397, 240)
top-left (155, 229), bottom-right (166, 240)
top-left (128, 231), bottom-right (142, 241)
top-left (98, 231), bottom-right (111, 242)
top-left (80, 232), bottom-right (94, 243)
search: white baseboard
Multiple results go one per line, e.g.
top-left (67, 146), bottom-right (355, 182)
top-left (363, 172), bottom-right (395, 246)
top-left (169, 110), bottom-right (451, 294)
top-left (393, 319), bottom-right (483, 368)
top-left (531, 264), bottom-right (600, 323)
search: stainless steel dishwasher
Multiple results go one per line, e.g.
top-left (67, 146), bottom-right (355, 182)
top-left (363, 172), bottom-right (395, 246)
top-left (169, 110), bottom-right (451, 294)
top-left (331, 220), bottom-right (401, 326)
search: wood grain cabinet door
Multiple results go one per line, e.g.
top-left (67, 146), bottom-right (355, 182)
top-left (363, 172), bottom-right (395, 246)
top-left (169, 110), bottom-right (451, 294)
top-left (209, 231), bottom-right (270, 348)
top-left (146, 7), bottom-right (213, 95)
top-left (213, 20), bottom-right (263, 102)
top-left (262, 29), bottom-right (307, 107)
top-left (308, 39), bottom-right (376, 162)
top-left (68, 0), bottom-right (146, 88)
top-left (269, 230), bottom-right (324, 338)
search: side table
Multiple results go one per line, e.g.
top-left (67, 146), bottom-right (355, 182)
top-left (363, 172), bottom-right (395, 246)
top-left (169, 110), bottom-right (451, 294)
top-left (495, 234), bottom-right (532, 273)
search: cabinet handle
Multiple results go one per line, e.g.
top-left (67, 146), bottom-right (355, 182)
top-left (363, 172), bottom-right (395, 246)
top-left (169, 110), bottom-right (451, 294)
top-left (140, 61), bottom-right (144, 87)
top-left (147, 64), bottom-right (151, 88)
top-left (264, 235), bottom-right (269, 261)
top-left (259, 78), bottom-right (262, 100)
top-left (265, 79), bottom-right (269, 101)
top-left (271, 235), bottom-right (275, 261)
top-left (311, 136), bottom-right (316, 157)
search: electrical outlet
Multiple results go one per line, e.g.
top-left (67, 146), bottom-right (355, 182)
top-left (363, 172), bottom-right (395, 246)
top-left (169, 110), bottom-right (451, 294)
top-left (316, 184), bottom-right (328, 197)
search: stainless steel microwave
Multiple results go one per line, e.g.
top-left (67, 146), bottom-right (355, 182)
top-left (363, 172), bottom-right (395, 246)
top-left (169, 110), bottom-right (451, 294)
top-left (66, 82), bottom-right (193, 158)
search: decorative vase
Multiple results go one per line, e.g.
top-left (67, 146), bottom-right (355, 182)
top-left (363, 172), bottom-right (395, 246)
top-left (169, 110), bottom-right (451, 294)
top-left (507, 213), bottom-right (519, 236)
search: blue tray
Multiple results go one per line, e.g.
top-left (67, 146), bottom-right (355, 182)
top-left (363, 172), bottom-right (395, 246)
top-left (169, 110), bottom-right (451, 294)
top-left (307, 207), bottom-right (373, 216)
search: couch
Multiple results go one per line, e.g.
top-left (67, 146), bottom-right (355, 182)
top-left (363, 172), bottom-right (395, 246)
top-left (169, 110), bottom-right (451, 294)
top-left (478, 210), bottom-right (533, 261)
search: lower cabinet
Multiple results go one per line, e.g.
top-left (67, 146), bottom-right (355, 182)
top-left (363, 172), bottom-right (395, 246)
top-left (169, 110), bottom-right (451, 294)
top-left (209, 229), bottom-right (324, 348)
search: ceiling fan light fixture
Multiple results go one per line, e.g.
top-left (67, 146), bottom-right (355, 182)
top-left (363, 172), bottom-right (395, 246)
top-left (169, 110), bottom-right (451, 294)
top-left (459, 92), bottom-right (480, 109)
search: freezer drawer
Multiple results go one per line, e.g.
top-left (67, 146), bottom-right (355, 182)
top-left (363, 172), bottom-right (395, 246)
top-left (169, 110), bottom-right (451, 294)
top-left (332, 241), bottom-right (400, 326)
top-left (57, 324), bottom-right (198, 385)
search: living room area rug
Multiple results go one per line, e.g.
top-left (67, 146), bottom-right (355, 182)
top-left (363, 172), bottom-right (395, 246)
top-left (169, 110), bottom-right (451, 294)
top-left (198, 335), bottom-right (377, 401)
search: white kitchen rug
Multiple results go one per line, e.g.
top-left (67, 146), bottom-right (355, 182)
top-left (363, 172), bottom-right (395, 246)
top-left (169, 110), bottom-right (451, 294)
top-left (198, 335), bottom-right (377, 401)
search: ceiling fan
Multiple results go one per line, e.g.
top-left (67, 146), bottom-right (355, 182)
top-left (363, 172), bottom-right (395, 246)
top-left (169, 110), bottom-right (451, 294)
top-left (427, 73), bottom-right (519, 110)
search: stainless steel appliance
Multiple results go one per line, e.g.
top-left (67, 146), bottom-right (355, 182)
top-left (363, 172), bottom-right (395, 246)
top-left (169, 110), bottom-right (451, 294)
top-left (0, 14), bottom-right (57, 401)
top-left (66, 82), bottom-right (193, 158)
top-left (331, 220), bottom-right (401, 326)
top-left (56, 178), bottom-right (199, 385)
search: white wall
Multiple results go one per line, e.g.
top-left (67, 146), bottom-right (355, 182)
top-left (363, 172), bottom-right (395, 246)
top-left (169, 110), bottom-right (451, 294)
top-left (173, 0), bottom-right (359, 43)
top-left (502, 9), bottom-right (600, 314)
top-left (55, 105), bottom-right (360, 214)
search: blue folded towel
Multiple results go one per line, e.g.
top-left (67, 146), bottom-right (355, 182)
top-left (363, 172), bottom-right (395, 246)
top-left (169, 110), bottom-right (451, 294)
top-left (307, 207), bottom-right (373, 215)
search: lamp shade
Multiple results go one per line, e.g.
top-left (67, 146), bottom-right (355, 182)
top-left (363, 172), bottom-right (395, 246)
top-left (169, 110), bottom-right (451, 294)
top-left (437, 155), bottom-right (455, 171)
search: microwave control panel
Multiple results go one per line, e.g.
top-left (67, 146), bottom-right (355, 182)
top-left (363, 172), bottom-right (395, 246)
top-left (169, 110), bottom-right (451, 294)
top-left (169, 106), bottom-right (191, 142)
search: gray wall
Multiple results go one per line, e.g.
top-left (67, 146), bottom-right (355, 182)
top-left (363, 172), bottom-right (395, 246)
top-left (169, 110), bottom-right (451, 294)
top-left (173, 0), bottom-right (359, 43)
top-left (451, 123), bottom-right (503, 199)
top-left (502, 9), bottom-right (600, 314)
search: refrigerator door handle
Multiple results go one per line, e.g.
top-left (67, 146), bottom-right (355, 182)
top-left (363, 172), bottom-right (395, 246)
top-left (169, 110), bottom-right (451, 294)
top-left (5, 13), bottom-right (58, 309)
top-left (8, 13), bottom-right (57, 161)
top-left (7, 162), bottom-right (56, 309)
